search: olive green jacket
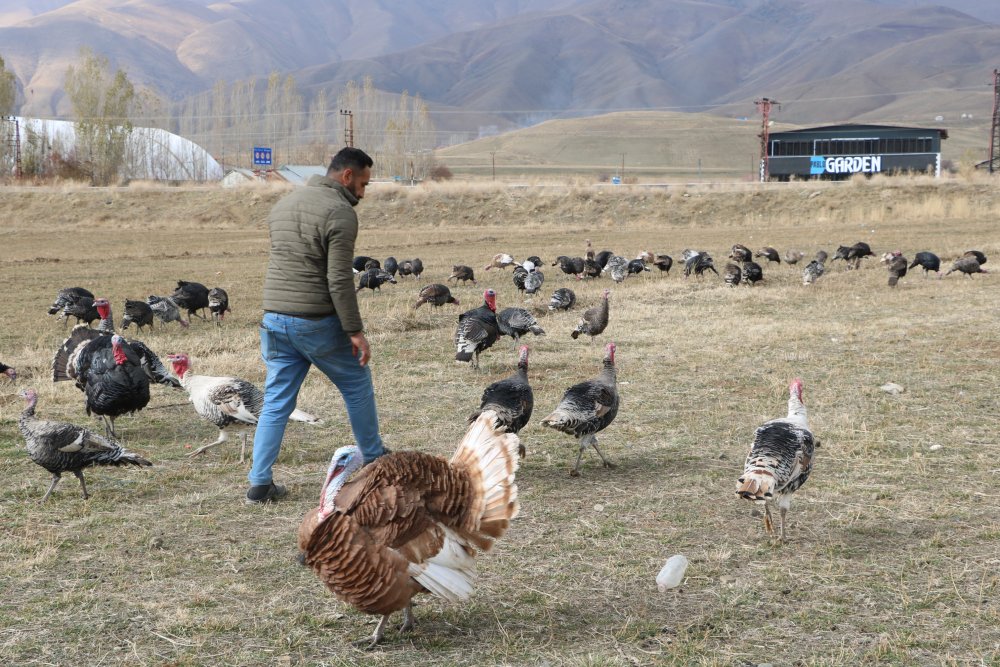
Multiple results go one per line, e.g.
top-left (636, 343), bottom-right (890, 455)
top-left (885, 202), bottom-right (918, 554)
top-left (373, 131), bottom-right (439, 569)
top-left (261, 175), bottom-right (364, 334)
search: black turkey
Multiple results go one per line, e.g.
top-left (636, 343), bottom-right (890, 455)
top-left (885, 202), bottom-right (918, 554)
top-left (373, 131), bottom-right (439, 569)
top-left (963, 250), bottom-right (987, 265)
top-left (353, 256), bottom-right (379, 273)
top-left (724, 263), bottom-right (742, 287)
top-left (742, 260), bottom-right (764, 286)
top-left (653, 254), bottom-right (673, 274)
top-left (454, 289), bottom-right (499, 369)
top-left (146, 295), bottom-right (189, 328)
top-left (541, 342), bottom-right (619, 476)
top-left (582, 258), bottom-right (603, 278)
top-left (414, 284), bottom-right (460, 309)
top-left (121, 299), bottom-right (154, 332)
top-left (48, 287), bottom-right (94, 317)
top-left (833, 242), bottom-right (874, 270)
top-left (553, 256), bottom-right (585, 277)
top-left (398, 258), bottom-right (424, 279)
top-left (737, 379), bottom-right (815, 541)
top-left (497, 307), bottom-right (545, 348)
top-left (356, 268), bottom-right (397, 293)
top-left (208, 287), bottom-right (231, 325)
top-left (755, 247), bottom-right (780, 264)
top-left (449, 265), bottom-right (477, 285)
top-left (626, 259), bottom-right (649, 276)
top-left (684, 251), bottom-right (718, 278)
top-left (571, 289), bottom-right (610, 343)
top-left (171, 280), bottom-right (210, 320)
top-left (729, 244), bottom-right (753, 262)
top-left (468, 345), bottom-right (533, 458)
top-left (908, 251), bottom-right (941, 276)
top-left (548, 287), bottom-right (576, 310)
top-left (384, 257), bottom-right (399, 277)
top-left (60, 296), bottom-right (100, 328)
top-left (18, 388), bottom-right (152, 502)
top-left (594, 250), bottom-right (614, 270)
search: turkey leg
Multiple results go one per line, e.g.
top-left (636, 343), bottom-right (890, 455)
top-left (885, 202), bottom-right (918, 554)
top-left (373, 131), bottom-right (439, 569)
top-left (188, 430), bottom-right (229, 459)
top-left (570, 437), bottom-right (587, 477)
top-left (589, 435), bottom-right (616, 470)
top-left (399, 603), bottom-right (415, 633)
top-left (40, 472), bottom-right (62, 503)
top-left (353, 613), bottom-right (391, 650)
top-left (73, 469), bottom-right (90, 499)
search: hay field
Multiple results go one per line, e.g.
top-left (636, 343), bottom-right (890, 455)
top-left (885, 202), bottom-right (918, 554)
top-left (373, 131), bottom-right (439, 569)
top-left (0, 178), bottom-right (998, 666)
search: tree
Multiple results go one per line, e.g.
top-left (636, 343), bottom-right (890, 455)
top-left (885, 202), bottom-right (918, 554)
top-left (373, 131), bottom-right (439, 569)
top-left (64, 47), bottom-right (138, 185)
top-left (0, 54), bottom-right (15, 116)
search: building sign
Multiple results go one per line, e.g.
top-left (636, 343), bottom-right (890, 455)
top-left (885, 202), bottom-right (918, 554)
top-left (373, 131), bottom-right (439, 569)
top-left (810, 155), bottom-right (882, 175)
top-left (253, 147), bottom-right (272, 166)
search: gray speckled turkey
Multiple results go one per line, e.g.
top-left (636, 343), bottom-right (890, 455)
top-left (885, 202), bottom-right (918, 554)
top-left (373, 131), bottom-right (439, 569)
top-left (18, 388), bottom-right (152, 502)
top-left (468, 345), bottom-right (533, 458)
top-left (541, 342), bottom-right (619, 476)
top-left (497, 307), bottom-right (545, 348)
top-left (548, 288), bottom-right (576, 310)
top-left (146, 295), bottom-right (189, 328)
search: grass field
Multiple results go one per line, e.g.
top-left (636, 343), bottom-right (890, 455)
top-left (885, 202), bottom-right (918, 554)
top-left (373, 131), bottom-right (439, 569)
top-left (0, 178), bottom-right (998, 666)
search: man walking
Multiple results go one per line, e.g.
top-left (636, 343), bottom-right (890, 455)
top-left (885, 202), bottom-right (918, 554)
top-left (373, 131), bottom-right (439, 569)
top-left (247, 147), bottom-right (387, 504)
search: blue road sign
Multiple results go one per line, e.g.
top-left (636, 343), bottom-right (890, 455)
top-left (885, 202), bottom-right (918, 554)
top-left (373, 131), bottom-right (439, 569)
top-left (253, 147), bottom-right (272, 166)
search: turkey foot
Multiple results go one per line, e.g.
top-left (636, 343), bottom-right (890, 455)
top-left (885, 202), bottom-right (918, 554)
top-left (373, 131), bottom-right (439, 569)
top-left (352, 614), bottom-right (391, 650)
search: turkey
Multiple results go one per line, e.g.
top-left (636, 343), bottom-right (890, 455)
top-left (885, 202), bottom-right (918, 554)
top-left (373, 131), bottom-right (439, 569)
top-left (908, 251), bottom-right (941, 277)
top-left (742, 260), bottom-right (764, 286)
top-left (18, 388), bottom-right (152, 502)
top-left (571, 289), bottom-right (610, 343)
top-left (409, 258), bottom-right (425, 279)
top-left (605, 255), bottom-right (629, 283)
top-left (121, 298), bottom-right (155, 333)
top-left (594, 250), bottom-right (614, 270)
top-left (541, 342), bottom-right (619, 476)
top-left (729, 244), bottom-right (753, 262)
top-left (944, 256), bottom-right (989, 278)
top-left (524, 268), bottom-right (545, 295)
top-left (833, 242), bottom-right (874, 270)
top-left (1, 361), bottom-right (16, 380)
top-left (755, 247), bottom-right (781, 264)
top-left (723, 262), bottom-right (742, 287)
top-left (356, 268), bottom-right (397, 293)
top-left (414, 284), bottom-right (460, 309)
top-left (512, 265), bottom-right (529, 294)
top-left (736, 379), bottom-right (815, 541)
top-left (814, 250), bottom-right (829, 264)
top-left (582, 258), bottom-right (603, 278)
top-left (497, 307), bottom-right (545, 348)
top-left (454, 289), bottom-right (499, 369)
top-left (626, 259), bottom-right (650, 276)
top-left (166, 353), bottom-right (322, 462)
top-left (783, 250), bottom-right (804, 265)
top-left (59, 296), bottom-right (100, 328)
top-left (146, 295), bottom-right (189, 328)
top-left (448, 265), bottom-right (477, 285)
top-left (525, 255), bottom-right (543, 268)
top-left (802, 260), bottom-right (825, 285)
top-left (882, 251), bottom-right (908, 287)
top-left (548, 287), bottom-right (576, 310)
top-left (963, 250), bottom-right (987, 265)
top-left (683, 251), bottom-right (718, 278)
top-left (171, 280), bottom-right (210, 320)
top-left (384, 257), bottom-right (399, 278)
top-left (636, 250), bottom-right (655, 264)
top-left (397, 259), bottom-right (416, 279)
top-left (208, 287), bottom-right (231, 325)
top-left (653, 254), bottom-right (673, 274)
top-left (52, 300), bottom-right (179, 437)
top-left (48, 287), bottom-right (94, 319)
top-left (553, 256), bottom-right (585, 278)
top-left (468, 345), bottom-right (533, 458)
top-left (353, 256), bottom-right (379, 273)
top-left (484, 253), bottom-right (515, 271)
top-left (297, 411), bottom-right (520, 648)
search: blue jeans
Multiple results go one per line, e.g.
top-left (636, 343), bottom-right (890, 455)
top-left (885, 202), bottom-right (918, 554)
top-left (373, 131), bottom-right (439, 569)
top-left (248, 312), bottom-right (385, 486)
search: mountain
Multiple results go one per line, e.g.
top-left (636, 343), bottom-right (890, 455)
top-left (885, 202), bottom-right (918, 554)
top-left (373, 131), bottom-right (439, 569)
top-left (0, 0), bottom-right (997, 140)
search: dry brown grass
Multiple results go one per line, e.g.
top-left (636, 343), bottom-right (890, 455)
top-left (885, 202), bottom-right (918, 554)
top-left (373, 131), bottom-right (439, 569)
top-left (0, 181), bottom-right (998, 666)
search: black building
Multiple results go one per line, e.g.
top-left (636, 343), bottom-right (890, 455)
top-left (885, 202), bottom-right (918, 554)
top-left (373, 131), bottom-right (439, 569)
top-left (764, 124), bottom-right (948, 181)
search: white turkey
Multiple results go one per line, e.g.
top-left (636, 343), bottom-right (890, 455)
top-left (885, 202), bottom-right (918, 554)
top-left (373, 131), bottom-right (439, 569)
top-left (737, 379), bottom-right (816, 541)
top-left (484, 253), bottom-right (515, 271)
top-left (802, 260), bottom-right (825, 285)
top-left (146, 295), bottom-right (189, 328)
top-left (18, 388), bottom-right (152, 502)
top-left (524, 268), bottom-right (545, 295)
top-left (166, 353), bottom-right (322, 462)
top-left (297, 411), bottom-right (520, 648)
top-left (541, 342), bottom-right (619, 476)
top-left (605, 255), bottom-right (629, 283)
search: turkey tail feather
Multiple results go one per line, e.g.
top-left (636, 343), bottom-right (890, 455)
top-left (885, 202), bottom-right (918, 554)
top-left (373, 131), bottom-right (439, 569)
top-left (736, 469), bottom-right (776, 501)
top-left (52, 325), bottom-right (100, 382)
top-left (290, 408), bottom-right (323, 425)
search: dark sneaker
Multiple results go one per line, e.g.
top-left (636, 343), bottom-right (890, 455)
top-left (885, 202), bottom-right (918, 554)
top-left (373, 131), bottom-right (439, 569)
top-left (245, 482), bottom-right (288, 505)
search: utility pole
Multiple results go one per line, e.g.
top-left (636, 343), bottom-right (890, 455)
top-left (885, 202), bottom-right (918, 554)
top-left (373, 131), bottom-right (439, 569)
top-left (2, 115), bottom-right (21, 179)
top-left (988, 69), bottom-right (1000, 173)
top-left (755, 97), bottom-right (780, 182)
top-left (339, 109), bottom-right (354, 147)
top-left (620, 153), bottom-right (626, 181)
top-left (490, 151), bottom-right (496, 181)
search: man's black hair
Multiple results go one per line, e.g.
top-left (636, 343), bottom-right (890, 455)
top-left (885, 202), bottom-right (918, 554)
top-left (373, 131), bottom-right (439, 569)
top-left (328, 147), bottom-right (374, 173)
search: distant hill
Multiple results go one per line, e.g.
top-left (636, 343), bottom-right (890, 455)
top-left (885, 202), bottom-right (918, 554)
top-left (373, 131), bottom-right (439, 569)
top-left (0, 0), bottom-right (997, 147)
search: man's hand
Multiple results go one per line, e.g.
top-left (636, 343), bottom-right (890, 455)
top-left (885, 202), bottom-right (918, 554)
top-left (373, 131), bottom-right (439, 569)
top-left (350, 332), bottom-right (371, 366)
